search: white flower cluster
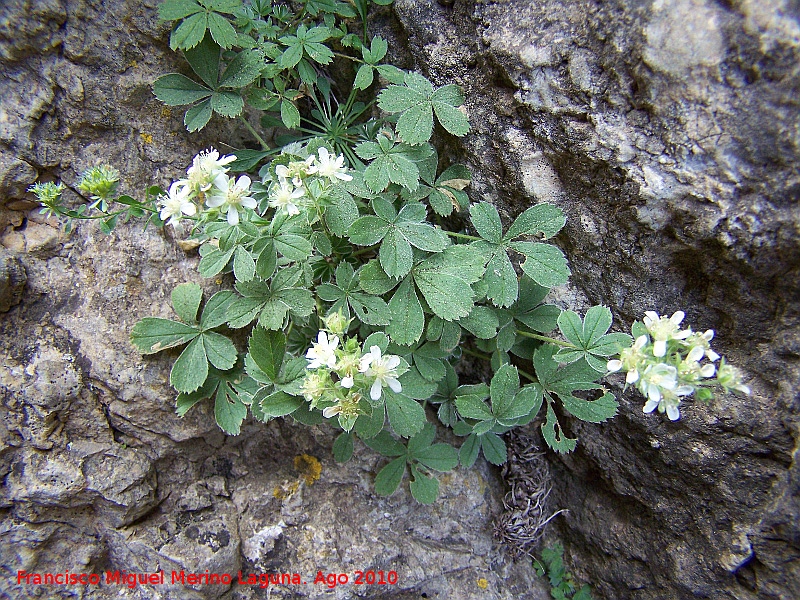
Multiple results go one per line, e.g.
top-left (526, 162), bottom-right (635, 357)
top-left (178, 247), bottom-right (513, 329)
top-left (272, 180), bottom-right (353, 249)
top-left (267, 147), bottom-right (353, 216)
top-left (301, 315), bottom-right (402, 430)
top-left (607, 311), bottom-right (750, 421)
top-left (158, 148), bottom-right (257, 226)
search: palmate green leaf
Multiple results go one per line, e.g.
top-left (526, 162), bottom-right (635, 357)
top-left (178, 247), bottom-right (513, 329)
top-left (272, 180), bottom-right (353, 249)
top-left (280, 99), bottom-right (300, 129)
top-left (413, 246), bottom-right (486, 321)
top-left (454, 387), bottom-right (493, 420)
top-left (199, 290), bottom-right (235, 329)
top-left (489, 363), bottom-right (519, 417)
top-left (248, 327), bottom-right (285, 381)
top-left (211, 90), bottom-right (244, 117)
top-left (233, 245), bottom-right (256, 281)
top-left (171, 336), bottom-right (208, 393)
top-left (153, 74), bottom-right (212, 105)
top-left (255, 388), bottom-right (303, 418)
top-left (130, 318), bottom-right (199, 354)
top-left (469, 202), bottom-right (503, 243)
top-left (505, 203), bottom-right (566, 240)
top-left (218, 49), bottom-right (265, 88)
top-left (203, 332), bottom-right (237, 370)
top-left (387, 277), bottom-right (424, 346)
top-left (353, 63), bottom-right (374, 90)
top-left (185, 99), bottom-right (213, 131)
top-left (324, 188), bottom-right (359, 237)
top-left (481, 432), bottom-right (507, 465)
top-left (499, 383), bottom-right (543, 423)
top-left (171, 282), bottom-right (203, 324)
top-left (359, 260), bottom-right (398, 295)
top-left (541, 403), bottom-right (577, 454)
top-left (560, 390), bottom-right (618, 423)
top-left (333, 432), bottom-right (354, 463)
top-left (378, 73), bottom-right (469, 144)
top-left (374, 456), bottom-right (406, 496)
top-left (159, 0), bottom-right (203, 21)
top-left (513, 241), bottom-right (571, 288)
top-left (384, 389), bottom-right (426, 437)
top-left (484, 247), bottom-right (518, 308)
top-left (459, 305), bottom-right (499, 339)
top-left (379, 228), bottom-right (413, 278)
top-left (171, 12), bottom-right (207, 50)
top-left (207, 11), bottom-right (237, 49)
top-left (364, 429), bottom-right (406, 456)
top-left (459, 433), bottom-right (481, 468)
top-left (355, 404), bottom-right (385, 439)
top-left (184, 33), bottom-right (220, 88)
top-left (409, 464), bottom-right (439, 504)
top-left (214, 382), bottom-right (248, 435)
top-left (397, 367), bottom-right (438, 400)
top-left (554, 306), bottom-right (632, 371)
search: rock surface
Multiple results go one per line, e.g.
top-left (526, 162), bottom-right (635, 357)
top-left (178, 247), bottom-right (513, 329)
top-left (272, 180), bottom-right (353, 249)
top-left (2, 0), bottom-right (798, 599)
top-left (386, 0), bottom-right (799, 598)
top-left (0, 1), bottom-right (548, 599)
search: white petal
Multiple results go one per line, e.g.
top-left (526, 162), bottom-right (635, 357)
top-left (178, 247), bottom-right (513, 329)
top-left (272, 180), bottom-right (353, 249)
top-left (707, 349), bottom-right (720, 362)
top-left (670, 311), bottom-right (685, 325)
top-left (666, 404), bottom-right (680, 421)
top-left (341, 375), bottom-right (354, 388)
top-left (626, 370), bottom-right (640, 384)
top-left (227, 207), bottom-right (239, 225)
top-left (700, 364), bottom-right (716, 377)
top-left (686, 346), bottom-right (704, 362)
top-left (653, 339), bottom-right (667, 357)
top-left (648, 386), bottom-right (661, 403)
top-left (370, 379), bottom-right (382, 401)
top-left (643, 399), bottom-right (659, 413)
top-left (387, 377), bottom-right (402, 393)
top-left (607, 359), bottom-right (622, 372)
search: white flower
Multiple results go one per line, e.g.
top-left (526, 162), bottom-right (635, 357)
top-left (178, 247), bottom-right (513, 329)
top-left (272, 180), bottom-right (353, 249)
top-left (306, 331), bottom-right (339, 370)
top-left (158, 180), bottom-right (197, 226)
top-left (643, 310), bottom-right (692, 357)
top-left (310, 147), bottom-right (353, 182)
top-left (636, 363), bottom-right (678, 404)
top-left (268, 180), bottom-right (305, 216)
top-left (206, 175), bottom-right (257, 225)
top-left (186, 148), bottom-right (236, 192)
top-left (359, 345), bottom-right (401, 401)
top-left (276, 156), bottom-right (316, 187)
top-left (607, 335), bottom-right (648, 384)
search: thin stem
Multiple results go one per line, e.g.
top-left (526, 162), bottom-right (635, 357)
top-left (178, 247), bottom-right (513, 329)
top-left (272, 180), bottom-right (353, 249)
top-left (516, 330), bottom-right (576, 348)
top-left (518, 368), bottom-right (537, 383)
top-left (351, 244), bottom-right (379, 257)
top-left (459, 346), bottom-right (491, 361)
top-left (239, 116), bottom-right (270, 151)
top-left (445, 231), bottom-right (481, 242)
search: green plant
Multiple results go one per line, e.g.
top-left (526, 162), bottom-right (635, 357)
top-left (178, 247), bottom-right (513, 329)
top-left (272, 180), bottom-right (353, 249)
top-left (534, 544), bottom-right (592, 600)
top-left (29, 0), bottom-right (751, 505)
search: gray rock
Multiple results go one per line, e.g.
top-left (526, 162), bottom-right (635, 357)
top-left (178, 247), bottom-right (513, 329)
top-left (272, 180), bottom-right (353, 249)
top-left (0, 2), bottom-right (550, 599)
top-left (387, 0), bottom-right (799, 598)
top-left (0, 248), bottom-right (26, 312)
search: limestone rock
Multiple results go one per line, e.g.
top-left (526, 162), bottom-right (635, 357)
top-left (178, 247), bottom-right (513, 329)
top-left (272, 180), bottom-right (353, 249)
top-left (388, 0), bottom-right (800, 598)
top-left (0, 3), bottom-right (550, 599)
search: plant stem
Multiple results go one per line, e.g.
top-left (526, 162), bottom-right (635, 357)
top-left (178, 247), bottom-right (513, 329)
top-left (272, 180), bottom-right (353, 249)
top-left (459, 346), bottom-right (491, 361)
top-left (459, 345), bottom-right (539, 384)
top-left (239, 116), bottom-right (270, 151)
top-left (351, 244), bottom-right (379, 257)
top-left (516, 330), bottom-right (576, 348)
top-left (445, 231), bottom-right (481, 242)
